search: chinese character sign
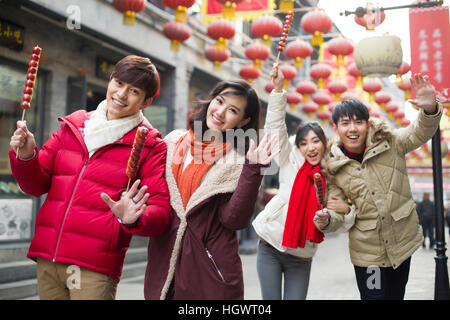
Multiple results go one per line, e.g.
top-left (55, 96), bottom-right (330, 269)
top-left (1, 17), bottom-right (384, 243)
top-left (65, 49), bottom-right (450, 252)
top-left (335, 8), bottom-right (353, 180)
top-left (409, 6), bottom-right (450, 102)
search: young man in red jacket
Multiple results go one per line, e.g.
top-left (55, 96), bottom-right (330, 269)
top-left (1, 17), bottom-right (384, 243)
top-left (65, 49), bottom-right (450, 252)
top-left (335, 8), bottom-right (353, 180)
top-left (9, 55), bottom-right (172, 299)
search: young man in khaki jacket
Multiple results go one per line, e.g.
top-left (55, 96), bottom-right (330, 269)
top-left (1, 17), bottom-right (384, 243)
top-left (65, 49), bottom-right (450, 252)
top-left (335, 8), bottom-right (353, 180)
top-left (314, 74), bottom-right (443, 300)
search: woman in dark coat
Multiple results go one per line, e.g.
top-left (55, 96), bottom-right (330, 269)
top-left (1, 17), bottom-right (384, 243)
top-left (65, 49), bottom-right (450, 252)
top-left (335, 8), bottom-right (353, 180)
top-left (144, 80), bottom-right (279, 300)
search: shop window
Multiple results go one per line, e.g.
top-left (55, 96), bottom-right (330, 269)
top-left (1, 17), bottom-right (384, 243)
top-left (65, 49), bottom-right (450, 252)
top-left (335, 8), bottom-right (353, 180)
top-left (0, 60), bottom-right (44, 243)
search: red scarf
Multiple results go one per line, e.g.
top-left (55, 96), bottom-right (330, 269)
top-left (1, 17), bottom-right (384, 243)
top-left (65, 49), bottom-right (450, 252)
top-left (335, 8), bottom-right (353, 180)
top-left (172, 130), bottom-right (231, 209)
top-left (282, 161), bottom-right (325, 248)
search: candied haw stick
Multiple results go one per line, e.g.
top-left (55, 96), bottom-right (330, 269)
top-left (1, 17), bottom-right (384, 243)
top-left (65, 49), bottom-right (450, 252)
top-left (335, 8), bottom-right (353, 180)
top-left (125, 126), bottom-right (149, 192)
top-left (17, 45), bottom-right (42, 158)
top-left (313, 172), bottom-right (326, 209)
top-left (276, 10), bottom-right (293, 64)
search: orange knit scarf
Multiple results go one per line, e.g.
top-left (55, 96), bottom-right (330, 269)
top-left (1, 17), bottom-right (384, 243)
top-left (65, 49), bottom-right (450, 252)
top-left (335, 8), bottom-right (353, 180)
top-left (172, 130), bottom-right (231, 209)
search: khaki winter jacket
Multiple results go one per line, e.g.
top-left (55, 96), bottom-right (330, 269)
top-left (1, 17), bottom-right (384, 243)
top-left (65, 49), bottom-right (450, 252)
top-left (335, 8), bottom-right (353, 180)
top-left (316, 104), bottom-right (442, 269)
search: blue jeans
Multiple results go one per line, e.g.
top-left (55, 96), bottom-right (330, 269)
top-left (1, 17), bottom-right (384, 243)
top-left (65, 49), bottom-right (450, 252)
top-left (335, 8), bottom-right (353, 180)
top-left (354, 257), bottom-right (411, 300)
top-left (256, 240), bottom-right (312, 300)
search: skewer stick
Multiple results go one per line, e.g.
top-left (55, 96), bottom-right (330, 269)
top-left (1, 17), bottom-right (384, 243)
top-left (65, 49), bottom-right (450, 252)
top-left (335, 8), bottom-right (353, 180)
top-left (313, 172), bottom-right (326, 209)
top-left (276, 11), bottom-right (294, 65)
top-left (126, 178), bottom-right (131, 193)
top-left (16, 109), bottom-right (27, 158)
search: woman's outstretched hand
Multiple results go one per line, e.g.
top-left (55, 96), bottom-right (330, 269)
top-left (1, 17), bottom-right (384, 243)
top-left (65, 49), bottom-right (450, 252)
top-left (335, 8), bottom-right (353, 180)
top-left (246, 133), bottom-right (280, 166)
top-left (270, 63), bottom-right (284, 93)
top-left (101, 179), bottom-right (150, 225)
top-left (408, 73), bottom-right (438, 114)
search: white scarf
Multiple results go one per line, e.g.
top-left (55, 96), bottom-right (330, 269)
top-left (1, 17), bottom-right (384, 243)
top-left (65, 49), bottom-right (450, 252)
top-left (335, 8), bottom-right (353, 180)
top-left (83, 100), bottom-right (144, 157)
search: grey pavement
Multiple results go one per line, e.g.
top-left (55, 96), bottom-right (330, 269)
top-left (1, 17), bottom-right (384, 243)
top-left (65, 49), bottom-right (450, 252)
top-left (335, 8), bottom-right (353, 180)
top-left (116, 230), bottom-right (450, 300)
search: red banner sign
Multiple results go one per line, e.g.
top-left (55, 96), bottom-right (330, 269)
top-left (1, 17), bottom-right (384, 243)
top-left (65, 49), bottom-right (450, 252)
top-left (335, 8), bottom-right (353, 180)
top-left (409, 6), bottom-right (450, 102)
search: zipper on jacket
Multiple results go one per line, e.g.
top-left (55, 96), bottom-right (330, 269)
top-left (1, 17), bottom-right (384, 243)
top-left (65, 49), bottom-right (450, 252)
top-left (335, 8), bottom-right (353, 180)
top-left (205, 248), bottom-right (226, 283)
top-left (53, 158), bottom-right (89, 262)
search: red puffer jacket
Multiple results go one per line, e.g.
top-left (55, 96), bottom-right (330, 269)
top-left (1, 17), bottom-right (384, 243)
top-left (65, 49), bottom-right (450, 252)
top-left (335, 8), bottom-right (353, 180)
top-left (9, 110), bottom-right (172, 282)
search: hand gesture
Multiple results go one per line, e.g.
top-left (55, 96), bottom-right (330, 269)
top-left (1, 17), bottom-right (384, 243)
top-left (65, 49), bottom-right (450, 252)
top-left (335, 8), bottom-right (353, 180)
top-left (314, 208), bottom-right (330, 228)
top-left (101, 179), bottom-right (150, 225)
top-left (326, 195), bottom-right (350, 215)
top-left (10, 121), bottom-right (36, 159)
top-left (270, 63), bottom-right (284, 93)
top-left (246, 133), bottom-right (280, 166)
top-left (408, 73), bottom-right (437, 114)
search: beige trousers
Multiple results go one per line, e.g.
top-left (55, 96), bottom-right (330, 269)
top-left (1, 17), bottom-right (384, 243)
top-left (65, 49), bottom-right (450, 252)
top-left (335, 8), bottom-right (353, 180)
top-left (36, 258), bottom-right (117, 300)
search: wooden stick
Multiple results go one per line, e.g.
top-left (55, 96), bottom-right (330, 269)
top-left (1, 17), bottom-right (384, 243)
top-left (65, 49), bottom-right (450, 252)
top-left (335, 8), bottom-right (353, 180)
top-left (126, 178), bottom-right (131, 193)
top-left (16, 109), bottom-right (27, 159)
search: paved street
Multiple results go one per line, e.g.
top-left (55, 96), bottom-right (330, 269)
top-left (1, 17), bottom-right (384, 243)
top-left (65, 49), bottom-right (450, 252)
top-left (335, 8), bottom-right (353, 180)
top-left (116, 230), bottom-right (450, 300)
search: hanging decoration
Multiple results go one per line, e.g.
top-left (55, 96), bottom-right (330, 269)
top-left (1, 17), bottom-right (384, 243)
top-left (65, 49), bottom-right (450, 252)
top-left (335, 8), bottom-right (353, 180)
top-left (354, 34), bottom-right (402, 77)
top-left (205, 45), bottom-right (230, 69)
top-left (113, 0), bottom-right (146, 25)
top-left (300, 9), bottom-right (333, 47)
top-left (354, 5), bottom-right (386, 31)
top-left (285, 39), bottom-right (313, 68)
top-left (286, 91), bottom-right (303, 111)
top-left (393, 110), bottom-right (405, 126)
top-left (301, 101), bottom-right (319, 119)
top-left (239, 64), bottom-right (261, 83)
top-left (374, 91), bottom-right (391, 112)
top-left (348, 62), bottom-right (364, 89)
top-left (163, 21), bottom-right (192, 51)
top-left (310, 63), bottom-right (333, 89)
top-left (279, 0), bottom-right (294, 13)
top-left (207, 18), bottom-right (236, 50)
top-left (327, 37), bottom-right (353, 67)
top-left (385, 102), bottom-right (398, 120)
top-left (296, 80), bottom-right (317, 102)
top-left (312, 90), bottom-right (332, 112)
top-left (201, 0), bottom-right (276, 23)
top-left (265, 82), bottom-right (275, 93)
top-left (251, 15), bottom-right (283, 47)
top-left (279, 64), bottom-right (297, 89)
top-left (162, 0), bottom-right (196, 23)
top-left (397, 78), bottom-right (412, 101)
top-left (341, 91), bottom-right (361, 101)
top-left (362, 78), bottom-right (382, 103)
top-left (317, 110), bottom-right (331, 125)
top-left (395, 61), bottom-right (410, 85)
top-left (215, 0), bottom-right (244, 20)
top-left (245, 42), bottom-right (271, 70)
top-left (327, 79), bottom-right (348, 102)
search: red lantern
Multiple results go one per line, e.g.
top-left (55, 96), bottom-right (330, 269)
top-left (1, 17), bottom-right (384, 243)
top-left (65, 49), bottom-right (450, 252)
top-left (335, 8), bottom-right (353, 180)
top-left (328, 101), bottom-right (339, 113)
top-left (280, 64), bottom-right (297, 89)
top-left (207, 19), bottom-right (235, 50)
top-left (327, 37), bottom-right (353, 67)
top-left (113, 0), bottom-right (146, 25)
top-left (205, 46), bottom-right (230, 69)
top-left (397, 78), bottom-right (412, 101)
top-left (302, 101), bottom-right (319, 119)
top-left (385, 102), bottom-right (398, 120)
top-left (327, 79), bottom-right (348, 101)
top-left (245, 42), bottom-right (270, 70)
top-left (396, 61), bottom-right (410, 83)
top-left (401, 118), bottom-right (411, 127)
top-left (265, 83), bottom-right (275, 93)
top-left (163, 21), bottom-right (191, 51)
top-left (285, 39), bottom-right (313, 68)
top-left (369, 110), bottom-right (381, 118)
top-left (287, 91), bottom-right (303, 111)
top-left (296, 80), bottom-right (317, 102)
top-left (317, 110), bottom-right (331, 125)
top-left (251, 16), bottom-right (283, 47)
top-left (310, 63), bottom-right (333, 89)
top-left (239, 64), bottom-right (261, 83)
top-left (348, 62), bottom-right (364, 89)
top-left (312, 90), bottom-right (331, 112)
top-left (341, 92), bottom-right (361, 101)
top-left (301, 9), bottom-right (333, 46)
top-left (162, 0), bottom-right (196, 22)
top-left (363, 78), bottom-right (382, 102)
top-left (215, 0), bottom-right (244, 20)
top-left (354, 6), bottom-right (386, 31)
top-left (374, 91), bottom-right (391, 111)
top-left (394, 110), bottom-right (405, 126)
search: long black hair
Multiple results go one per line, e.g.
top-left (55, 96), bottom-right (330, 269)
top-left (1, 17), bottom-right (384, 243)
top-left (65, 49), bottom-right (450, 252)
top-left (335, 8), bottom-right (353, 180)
top-left (295, 122), bottom-right (327, 150)
top-left (188, 80), bottom-right (262, 153)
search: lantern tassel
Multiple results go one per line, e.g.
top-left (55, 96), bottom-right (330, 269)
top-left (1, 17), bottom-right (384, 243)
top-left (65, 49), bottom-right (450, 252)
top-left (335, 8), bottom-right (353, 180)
top-left (311, 31), bottom-right (323, 46)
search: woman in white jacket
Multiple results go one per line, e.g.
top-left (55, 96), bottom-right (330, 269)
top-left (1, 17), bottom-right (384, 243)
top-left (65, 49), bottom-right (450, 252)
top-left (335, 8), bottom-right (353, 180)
top-left (252, 65), bottom-right (355, 300)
